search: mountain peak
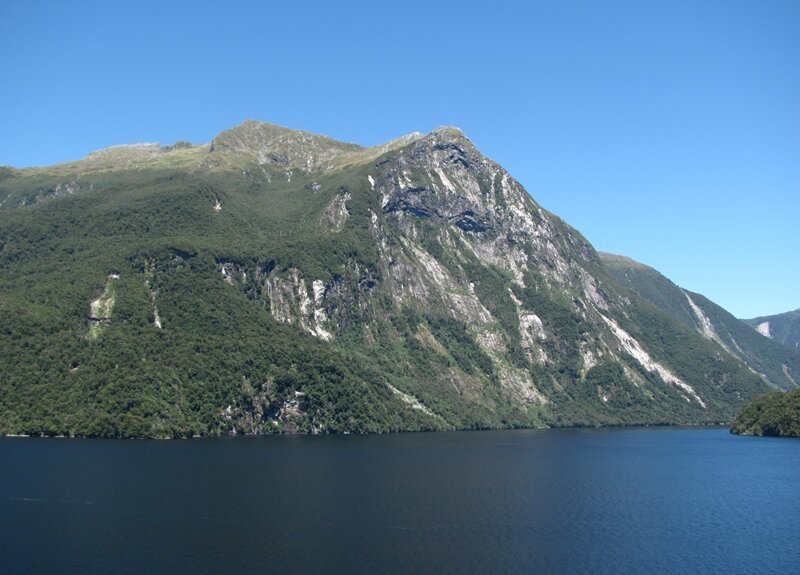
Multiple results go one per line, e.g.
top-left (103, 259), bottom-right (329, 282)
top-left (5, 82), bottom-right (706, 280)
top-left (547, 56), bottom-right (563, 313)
top-left (430, 125), bottom-right (465, 138)
top-left (209, 120), bottom-right (363, 171)
top-left (205, 122), bottom-right (475, 173)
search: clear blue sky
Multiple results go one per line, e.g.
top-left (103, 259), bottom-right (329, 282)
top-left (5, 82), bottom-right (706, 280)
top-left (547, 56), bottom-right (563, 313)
top-left (2, 0), bottom-right (797, 318)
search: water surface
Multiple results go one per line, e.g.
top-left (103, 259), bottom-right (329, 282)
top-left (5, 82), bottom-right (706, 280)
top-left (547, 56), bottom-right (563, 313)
top-left (2, 428), bottom-right (798, 574)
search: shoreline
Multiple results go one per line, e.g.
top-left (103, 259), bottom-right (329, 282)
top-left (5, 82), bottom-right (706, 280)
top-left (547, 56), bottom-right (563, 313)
top-left (0, 421), bottom-right (733, 441)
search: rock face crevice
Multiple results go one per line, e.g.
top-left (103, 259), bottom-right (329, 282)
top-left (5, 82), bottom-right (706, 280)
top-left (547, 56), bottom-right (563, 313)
top-left (88, 274), bottom-right (119, 339)
top-left (320, 189), bottom-right (351, 232)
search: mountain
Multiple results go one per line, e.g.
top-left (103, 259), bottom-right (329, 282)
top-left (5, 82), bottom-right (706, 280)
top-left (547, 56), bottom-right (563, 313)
top-left (600, 253), bottom-right (800, 390)
top-left (742, 310), bottom-right (800, 351)
top-left (0, 121), bottom-right (777, 437)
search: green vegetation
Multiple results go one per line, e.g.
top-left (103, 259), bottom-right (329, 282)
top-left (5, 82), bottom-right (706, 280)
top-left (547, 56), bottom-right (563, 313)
top-left (685, 292), bottom-right (800, 390)
top-left (599, 252), bottom-right (697, 329)
top-left (0, 160), bottom-right (433, 437)
top-left (600, 252), bottom-right (800, 391)
top-left (0, 121), bottom-right (780, 437)
top-left (731, 389), bottom-right (800, 437)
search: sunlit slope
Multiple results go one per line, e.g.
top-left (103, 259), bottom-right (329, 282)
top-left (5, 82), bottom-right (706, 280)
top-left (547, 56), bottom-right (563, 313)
top-left (0, 122), bottom-right (772, 436)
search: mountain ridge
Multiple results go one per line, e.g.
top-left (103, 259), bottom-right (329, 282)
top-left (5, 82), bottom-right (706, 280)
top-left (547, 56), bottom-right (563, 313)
top-left (2, 121), bottom-right (439, 181)
top-left (0, 120), bottom-right (784, 437)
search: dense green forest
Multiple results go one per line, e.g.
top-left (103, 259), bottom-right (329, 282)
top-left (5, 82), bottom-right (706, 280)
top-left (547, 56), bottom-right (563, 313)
top-left (731, 389), bottom-right (800, 437)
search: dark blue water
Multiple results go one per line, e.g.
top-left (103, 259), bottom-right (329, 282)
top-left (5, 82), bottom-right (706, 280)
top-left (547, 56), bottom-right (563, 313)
top-left (1, 428), bottom-right (798, 574)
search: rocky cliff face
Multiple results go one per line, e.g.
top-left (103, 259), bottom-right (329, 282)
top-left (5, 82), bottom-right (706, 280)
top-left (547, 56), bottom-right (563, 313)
top-left (198, 122), bottom-right (767, 427)
top-left (0, 121), bottom-right (776, 437)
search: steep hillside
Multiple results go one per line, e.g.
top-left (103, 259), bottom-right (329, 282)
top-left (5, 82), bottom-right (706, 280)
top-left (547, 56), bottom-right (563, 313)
top-left (598, 254), bottom-right (698, 328)
top-left (743, 309), bottom-right (800, 351)
top-left (601, 253), bottom-right (800, 390)
top-left (0, 121), bottom-right (771, 437)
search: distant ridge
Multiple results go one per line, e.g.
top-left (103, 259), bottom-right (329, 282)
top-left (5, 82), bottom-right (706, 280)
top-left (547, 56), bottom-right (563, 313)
top-left (742, 309), bottom-right (800, 351)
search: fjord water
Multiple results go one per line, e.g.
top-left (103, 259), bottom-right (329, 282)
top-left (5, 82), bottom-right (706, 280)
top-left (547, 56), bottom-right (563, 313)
top-left (2, 428), bottom-right (798, 574)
